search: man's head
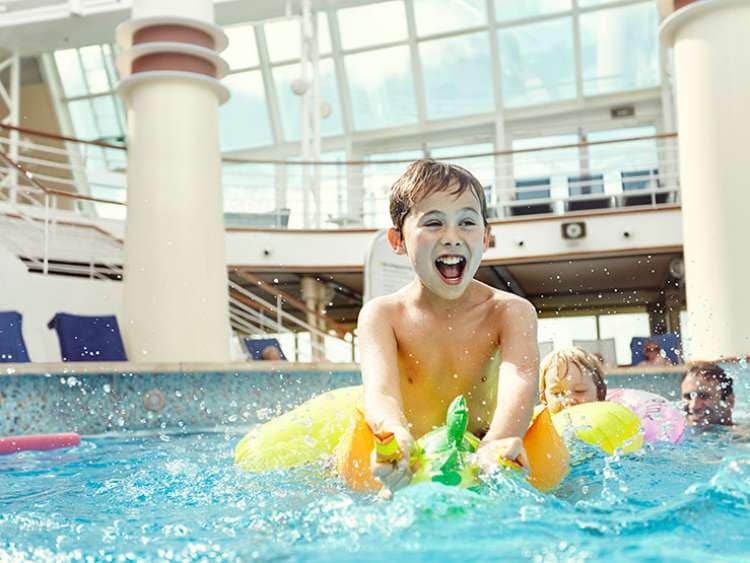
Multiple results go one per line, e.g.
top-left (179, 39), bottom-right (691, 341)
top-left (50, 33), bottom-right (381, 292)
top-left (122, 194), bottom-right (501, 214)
top-left (643, 339), bottom-right (662, 362)
top-left (387, 159), bottom-right (490, 300)
top-left (681, 362), bottom-right (734, 426)
top-left (539, 346), bottom-right (607, 415)
top-left (260, 345), bottom-right (283, 361)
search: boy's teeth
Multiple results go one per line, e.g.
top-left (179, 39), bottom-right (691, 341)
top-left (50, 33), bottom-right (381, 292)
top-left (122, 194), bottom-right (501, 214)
top-left (437, 256), bottom-right (463, 265)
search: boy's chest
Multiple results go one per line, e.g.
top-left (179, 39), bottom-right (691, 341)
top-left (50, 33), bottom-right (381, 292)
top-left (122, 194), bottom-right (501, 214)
top-left (394, 313), bottom-right (500, 385)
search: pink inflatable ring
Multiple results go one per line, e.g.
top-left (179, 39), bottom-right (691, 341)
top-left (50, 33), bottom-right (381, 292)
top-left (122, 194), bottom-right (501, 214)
top-left (607, 388), bottom-right (685, 444)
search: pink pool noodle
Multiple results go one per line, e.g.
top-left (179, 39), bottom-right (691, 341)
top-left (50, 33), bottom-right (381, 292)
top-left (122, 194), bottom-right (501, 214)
top-left (607, 388), bottom-right (685, 444)
top-left (0, 433), bottom-right (81, 455)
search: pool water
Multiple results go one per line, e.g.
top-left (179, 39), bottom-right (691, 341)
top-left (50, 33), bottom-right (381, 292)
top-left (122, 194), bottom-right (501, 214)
top-left (2, 372), bottom-right (750, 562)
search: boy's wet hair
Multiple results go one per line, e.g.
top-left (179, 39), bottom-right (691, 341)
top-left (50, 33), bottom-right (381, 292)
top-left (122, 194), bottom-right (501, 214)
top-left (389, 159), bottom-right (488, 232)
top-left (683, 362), bottom-right (734, 400)
top-left (539, 346), bottom-right (607, 403)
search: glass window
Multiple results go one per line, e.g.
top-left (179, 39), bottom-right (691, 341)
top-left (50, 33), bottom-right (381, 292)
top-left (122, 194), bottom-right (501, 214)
top-left (222, 163), bottom-right (277, 214)
top-left (538, 316), bottom-right (597, 350)
top-left (587, 126), bottom-right (658, 192)
top-left (363, 149), bottom-right (424, 227)
top-left (223, 25), bottom-right (259, 70)
top-left (90, 95), bottom-right (121, 140)
top-left (497, 17), bottom-right (575, 107)
top-left (599, 312), bottom-right (651, 366)
top-left (273, 58), bottom-right (343, 141)
top-left (512, 134), bottom-right (579, 202)
top-left (68, 99), bottom-right (97, 139)
top-left (420, 32), bottom-right (494, 120)
top-left (495, 0), bottom-right (571, 22)
top-left (338, 1), bottom-right (408, 50)
top-left (580, 2), bottom-right (660, 96)
top-left (102, 44), bottom-right (119, 84)
top-left (413, 0), bottom-right (486, 36)
top-left (54, 49), bottom-right (88, 98)
top-left (219, 70), bottom-right (272, 150)
top-left (346, 46), bottom-right (417, 130)
top-left (78, 45), bottom-right (110, 95)
top-left (430, 143), bottom-right (495, 188)
top-left (265, 14), bottom-right (331, 62)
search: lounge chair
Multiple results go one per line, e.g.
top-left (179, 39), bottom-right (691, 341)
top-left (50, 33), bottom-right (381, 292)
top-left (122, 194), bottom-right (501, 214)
top-left (509, 178), bottom-right (553, 216)
top-left (243, 337), bottom-right (287, 361)
top-left (566, 174), bottom-right (611, 212)
top-left (620, 169), bottom-right (667, 207)
top-left (0, 311), bottom-right (30, 363)
top-left (47, 313), bottom-right (127, 362)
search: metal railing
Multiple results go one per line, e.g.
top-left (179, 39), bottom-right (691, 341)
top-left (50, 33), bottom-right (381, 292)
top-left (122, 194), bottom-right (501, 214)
top-left (0, 123), bottom-right (681, 231)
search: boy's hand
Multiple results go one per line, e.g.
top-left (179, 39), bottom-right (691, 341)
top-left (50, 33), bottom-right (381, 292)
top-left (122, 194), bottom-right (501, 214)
top-left (474, 436), bottom-right (530, 475)
top-left (371, 428), bottom-right (415, 495)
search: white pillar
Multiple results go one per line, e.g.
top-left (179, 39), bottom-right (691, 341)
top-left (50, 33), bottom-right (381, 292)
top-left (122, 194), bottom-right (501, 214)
top-left (116, 0), bottom-right (232, 362)
top-left (660, 0), bottom-right (750, 360)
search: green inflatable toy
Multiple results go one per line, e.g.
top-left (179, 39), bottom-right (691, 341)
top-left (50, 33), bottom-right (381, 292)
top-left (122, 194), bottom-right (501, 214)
top-left (410, 395), bottom-right (483, 490)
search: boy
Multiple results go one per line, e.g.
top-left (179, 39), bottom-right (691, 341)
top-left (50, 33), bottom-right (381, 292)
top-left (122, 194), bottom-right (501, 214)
top-left (538, 347), bottom-right (607, 415)
top-left (357, 159), bottom-right (539, 492)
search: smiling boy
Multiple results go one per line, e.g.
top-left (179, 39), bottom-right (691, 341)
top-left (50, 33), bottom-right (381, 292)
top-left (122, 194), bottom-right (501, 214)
top-left (357, 159), bottom-right (539, 491)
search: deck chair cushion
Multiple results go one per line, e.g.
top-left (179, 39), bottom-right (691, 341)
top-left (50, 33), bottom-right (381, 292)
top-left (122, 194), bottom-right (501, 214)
top-left (243, 337), bottom-right (287, 361)
top-left (47, 313), bottom-right (127, 362)
top-left (630, 333), bottom-right (681, 366)
top-left (0, 311), bottom-right (31, 363)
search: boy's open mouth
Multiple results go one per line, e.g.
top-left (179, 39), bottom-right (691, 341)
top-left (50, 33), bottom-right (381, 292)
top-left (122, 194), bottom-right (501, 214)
top-left (435, 255), bottom-right (466, 284)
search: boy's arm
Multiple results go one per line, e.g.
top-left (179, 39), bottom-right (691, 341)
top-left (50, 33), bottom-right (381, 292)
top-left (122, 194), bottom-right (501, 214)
top-left (358, 300), bottom-right (412, 439)
top-left (484, 298), bottom-right (539, 443)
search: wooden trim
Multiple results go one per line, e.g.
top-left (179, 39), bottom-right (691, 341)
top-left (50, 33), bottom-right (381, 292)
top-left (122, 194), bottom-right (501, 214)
top-left (132, 52), bottom-right (216, 77)
top-left (227, 263), bottom-right (364, 273)
top-left (488, 204), bottom-right (681, 226)
top-left (133, 25), bottom-right (214, 49)
top-left (481, 245), bottom-right (683, 267)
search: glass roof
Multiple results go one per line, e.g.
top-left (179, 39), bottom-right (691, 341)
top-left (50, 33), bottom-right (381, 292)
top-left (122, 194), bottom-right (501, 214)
top-left (47, 0), bottom-right (665, 225)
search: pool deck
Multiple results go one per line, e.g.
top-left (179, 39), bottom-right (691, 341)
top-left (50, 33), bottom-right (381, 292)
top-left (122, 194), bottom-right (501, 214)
top-left (0, 361), bottom-right (692, 437)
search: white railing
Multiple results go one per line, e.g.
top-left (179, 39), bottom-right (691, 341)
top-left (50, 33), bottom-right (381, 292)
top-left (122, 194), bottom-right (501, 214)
top-left (0, 124), bottom-right (681, 232)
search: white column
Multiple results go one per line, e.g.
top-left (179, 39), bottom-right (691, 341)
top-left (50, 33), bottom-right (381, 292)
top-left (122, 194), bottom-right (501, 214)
top-left (660, 0), bottom-right (750, 360)
top-left (116, 0), bottom-right (232, 362)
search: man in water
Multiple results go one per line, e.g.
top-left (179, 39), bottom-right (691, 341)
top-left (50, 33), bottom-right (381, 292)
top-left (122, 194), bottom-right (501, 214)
top-left (681, 362), bottom-right (734, 426)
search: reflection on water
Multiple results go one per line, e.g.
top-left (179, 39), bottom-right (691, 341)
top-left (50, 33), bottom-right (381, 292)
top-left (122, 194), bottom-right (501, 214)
top-left (1, 426), bottom-right (749, 561)
top-left (0, 367), bottom-right (749, 562)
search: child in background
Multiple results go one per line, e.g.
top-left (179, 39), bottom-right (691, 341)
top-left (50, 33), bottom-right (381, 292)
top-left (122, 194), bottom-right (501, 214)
top-left (539, 347), bottom-right (607, 415)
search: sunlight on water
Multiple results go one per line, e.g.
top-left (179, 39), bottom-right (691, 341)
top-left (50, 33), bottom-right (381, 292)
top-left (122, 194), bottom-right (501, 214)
top-left (1, 370), bottom-right (750, 562)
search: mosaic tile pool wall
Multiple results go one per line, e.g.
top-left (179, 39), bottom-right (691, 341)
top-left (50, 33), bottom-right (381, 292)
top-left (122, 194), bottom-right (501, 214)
top-left (0, 365), bottom-right (360, 436)
top-left (0, 364), bottom-right (691, 436)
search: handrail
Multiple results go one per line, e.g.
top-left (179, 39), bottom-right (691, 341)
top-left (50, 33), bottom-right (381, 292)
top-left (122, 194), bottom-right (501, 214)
top-left (1, 122), bottom-right (679, 166)
top-left (234, 269), bottom-right (350, 337)
top-left (0, 148), bottom-right (125, 206)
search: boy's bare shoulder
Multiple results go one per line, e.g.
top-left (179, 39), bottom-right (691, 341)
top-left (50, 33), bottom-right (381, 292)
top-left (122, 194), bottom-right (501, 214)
top-left (482, 283), bottom-right (537, 323)
top-left (357, 290), bottom-right (408, 327)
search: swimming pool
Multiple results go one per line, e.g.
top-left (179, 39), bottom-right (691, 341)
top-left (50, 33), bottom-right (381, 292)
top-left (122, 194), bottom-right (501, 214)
top-left (1, 364), bottom-right (749, 561)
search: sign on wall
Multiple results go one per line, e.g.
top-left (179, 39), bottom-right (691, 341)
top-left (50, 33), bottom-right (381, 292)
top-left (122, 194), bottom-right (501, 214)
top-left (363, 230), bottom-right (414, 302)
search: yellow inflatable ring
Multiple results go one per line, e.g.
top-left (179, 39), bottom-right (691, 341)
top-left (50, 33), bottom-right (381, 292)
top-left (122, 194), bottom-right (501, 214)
top-left (551, 401), bottom-right (644, 455)
top-left (235, 385), bottom-right (570, 492)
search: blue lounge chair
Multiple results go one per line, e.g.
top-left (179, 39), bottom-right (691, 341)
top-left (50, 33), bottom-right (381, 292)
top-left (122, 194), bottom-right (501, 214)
top-left (510, 177), bottom-right (553, 216)
top-left (566, 174), bottom-right (610, 211)
top-left (621, 169), bottom-right (667, 206)
top-left (47, 313), bottom-right (127, 362)
top-left (243, 337), bottom-right (287, 361)
top-left (630, 333), bottom-right (682, 366)
top-left (0, 311), bottom-right (30, 363)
